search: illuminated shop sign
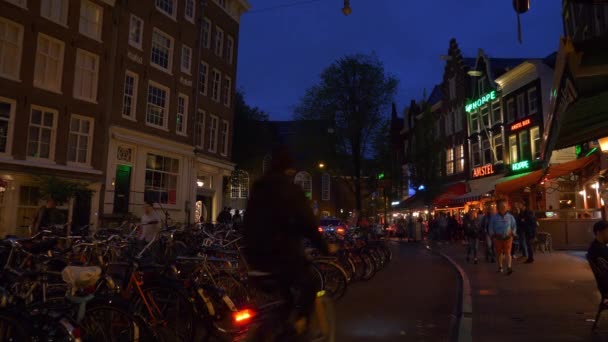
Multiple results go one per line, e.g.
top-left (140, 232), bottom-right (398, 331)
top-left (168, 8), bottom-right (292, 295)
top-left (472, 164), bottom-right (495, 178)
top-left (465, 90), bottom-right (497, 113)
top-left (511, 160), bottom-right (530, 172)
top-left (510, 118), bottom-right (531, 131)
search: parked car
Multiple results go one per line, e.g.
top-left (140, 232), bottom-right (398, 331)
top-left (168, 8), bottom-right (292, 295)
top-left (318, 218), bottom-right (346, 234)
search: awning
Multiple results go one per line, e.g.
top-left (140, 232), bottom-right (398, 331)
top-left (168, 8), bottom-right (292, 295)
top-left (454, 174), bottom-right (504, 204)
top-left (495, 170), bottom-right (544, 194)
top-left (545, 152), bottom-right (600, 180)
top-left (553, 90), bottom-right (608, 150)
top-left (398, 194), bottom-right (428, 210)
top-left (434, 182), bottom-right (467, 206)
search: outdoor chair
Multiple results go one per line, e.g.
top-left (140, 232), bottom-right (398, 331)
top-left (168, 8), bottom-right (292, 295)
top-left (586, 254), bottom-right (608, 331)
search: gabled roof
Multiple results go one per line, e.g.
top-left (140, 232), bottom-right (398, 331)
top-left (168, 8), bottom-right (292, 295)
top-left (427, 85), bottom-right (443, 105)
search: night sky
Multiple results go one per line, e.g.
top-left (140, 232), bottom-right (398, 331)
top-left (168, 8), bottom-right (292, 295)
top-left (237, 0), bottom-right (563, 120)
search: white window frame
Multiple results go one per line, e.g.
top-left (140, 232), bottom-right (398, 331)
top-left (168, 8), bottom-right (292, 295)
top-left (294, 171), bottom-right (312, 196)
top-left (214, 26), bottom-right (224, 57)
top-left (73, 48), bottom-right (100, 103)
top-left (446, 147), bottom-right (454, 175)
top-left (34, 33), bottom-right (65, 93)
top-left (471, 142), bottom-right (481, 167)
top-left (176, 93), bottom-right (188, 136)
top-left (208, 115), bottom-right (218, 153)
top-left (493, 134), bottom-right (504, 164)
top-left (507, 98), bottom-right (515, 123)
top-left (516, 93), bottom-right (526, 119)
top-left (470, 111), bottom-right (479, 133)
top-left (509, 135), bottom-right (518, 164)
top-left (211, 69), bottom-right (221, 102)
top-left (480, 105), bottom-right (490, 128)
top-left (4, 0), bottom-right (27, 9)
top-left (184, 0), bottom-right (195, 22)
top-left (155, 0), bottom-right (177, 20)
top-left (202, 18), bottom-right (211, 49)
top-left (482, 139), bottom-right (492, 165)
top-left (150, 27), bottom-right (174, 74)
top-left (196, 110), bottom-right (206, 148)
top-left (230, 170), bottom-right (249, 199)
top-left (79, 0), bottom-right (103, 41)
top-left (146, 81), bottom-right (170, 130)
top-left (180, 45), bottom-right (192, 75)
top-left (491, 100), bottom-right (502, 124)
top-left (321, 173), bottom-right (331, 201)
top-left (0, 17), bottom-right (24, 82)
top-left (219, 119), bottom-right (229, 156)
top-left (226, 35), bottom-right (234, 64)
top-left (67, 114), bottom-right (94, 166)
top-left (27, 105), bottom-right (57, 161)
top-left (144, 153), bottom-right (180, 206)
top-left (199, 61), bottom-right (209, 95)
top-left (128, 15), bottom-right (144, 50)
top-left (528, 87), bottom-right (538, 114)
top-left (40, 0), bottom-right (69, 26)
top-left (122, 70), bottom-right (138, 120)
top-left (0, 97), bottom-right (16, 156)
top-left (223, 75), bottom-right (232, 107)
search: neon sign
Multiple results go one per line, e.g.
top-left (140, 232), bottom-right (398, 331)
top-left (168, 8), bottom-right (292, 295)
top-left (511, 160), bottom-right (530, 172)
top-left (510, 118), bottom-right (531, 131)
top-left (472, 164), bottom-right (495, 178)
top-left (465, 90), bottom-right (497, 113)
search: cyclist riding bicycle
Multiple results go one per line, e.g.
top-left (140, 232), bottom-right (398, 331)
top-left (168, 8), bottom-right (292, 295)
top-left (243, 145), bottom-right (335, 337)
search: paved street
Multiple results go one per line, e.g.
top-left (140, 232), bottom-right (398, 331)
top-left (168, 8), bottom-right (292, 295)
top-left (336, 242), bottom-right (459, 342)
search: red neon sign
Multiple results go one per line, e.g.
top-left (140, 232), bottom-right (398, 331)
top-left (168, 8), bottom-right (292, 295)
top-left (472, 164), bottom-right (495, 178)
top-left (510, 118), bottom-right (531, 131)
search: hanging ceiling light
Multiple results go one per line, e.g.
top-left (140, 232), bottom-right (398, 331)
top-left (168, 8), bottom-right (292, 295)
top-left (342, 0), bottom-right (352, 16)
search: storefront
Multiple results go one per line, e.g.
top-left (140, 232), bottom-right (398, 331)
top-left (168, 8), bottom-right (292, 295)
top-left (194, 156), bottom-right (234, 224)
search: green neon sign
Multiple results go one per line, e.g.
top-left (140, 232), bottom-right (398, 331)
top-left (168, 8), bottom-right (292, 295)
top-left (511, 160), bottom-right (530, 172)
top-left (378, 173), bottom-right (385, 180)
top-left (465, 90), bottom-right (497, 113)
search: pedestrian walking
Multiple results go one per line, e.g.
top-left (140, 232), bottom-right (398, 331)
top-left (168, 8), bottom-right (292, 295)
top-left (515, 201), bottom-right (537, 263)
top-left (464, 211), bottom-right (481, 264)
top-left (489, 200), bottom-right (518, 275)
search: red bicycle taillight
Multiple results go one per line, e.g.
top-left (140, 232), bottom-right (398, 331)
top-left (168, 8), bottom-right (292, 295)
top-left (72, 327), bottom-right (81, 339)
top-left (233, 309), bottom-right (254, 324)
top-left (318, 227), bottom-right (324, 233)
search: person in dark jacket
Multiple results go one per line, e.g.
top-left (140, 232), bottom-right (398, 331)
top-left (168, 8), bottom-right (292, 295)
top-left (243, 145), bottom-right (332, 334)
top-left (515, 201), bottom-right (537, 263)
top-left (31, 198), bottom-right (65, 235)
top-left (464, 211), bottom-right (481, 264)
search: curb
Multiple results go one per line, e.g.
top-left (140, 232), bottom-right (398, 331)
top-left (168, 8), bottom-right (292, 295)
top-left (426, 244), bottom-right (473, 342)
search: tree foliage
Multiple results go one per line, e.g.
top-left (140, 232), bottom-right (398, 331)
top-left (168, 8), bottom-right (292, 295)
top-left (35, 176), bottom-right (93, 205)
top-left (294, 53), bottom-right (398, 213)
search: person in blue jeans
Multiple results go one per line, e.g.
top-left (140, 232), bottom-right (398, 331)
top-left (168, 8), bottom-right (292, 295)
top-left (515, 201), bottom-right (537, 263)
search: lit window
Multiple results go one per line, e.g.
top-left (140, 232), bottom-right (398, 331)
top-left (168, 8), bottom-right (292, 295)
top-left (446, 147), bottom-right (454, 175)
top-left (471, 142), bottom-right (481, 167)
top-left (185, 0), bottom-right (195, 21)
top-left (211, 69), bottom-right (221, 102)
top-left (128, 15), bottom-right (143, 49)
top-left (214, 26), bottom-right (224, 57)
top-left (528, 87), bottom-right (538, 114)
top-left (231, 170), bottom-right (249, 199)
top-left (0, 17), bottom-right (24, 81)
top-left (40, 0), bottom-right (69, 26)
top-left (295, 171), bottom-right (312, 196)
top-left (202, 18), bottom-right (211, 48)
top-left (34, 34), bottom-right (65, 92)
top-left (122, 71), bottom-right (138, 119)
top-left (151, 28), bottom-right (173, 72)
top-left (155, 0), bottom-right (176, 18)
top-left (199, 61), bottom-right (208, 95)
top-left (79, 0), bottom-right (103, 41)
top-left (222, 76), bottom-right (232, 107)
top-left (181, 45), bottom-right (192, 74)
top-left (68, 115), bottom-right (93, 165)
top-left (455, 145), bottom-right (464, 173)
top-left (146, 82), bottom-right (169, 128)
top-left (516, 93), bottom-right (526, 119)
top-left (176, 94), bottom-right (188, 135)
top-left (0, 98), bottom-right (15, 154)
top-left (509, 135), bottom-right (518, 163)
top-left (145, 153), bottom-right (179, 205)
top-left (207, 115), bottom-right (218, 152)
top-left (226, 35), bottom-right (234, 64)
top-left (531, 126), bottom-right (541, 160)
top-left (322, 173), bottom-right (331, 201)
top-left (218, 120), bottom-right (229, 156)
top-left (493, 134), bottom-right (504, 163)
top-left (73, 49), bottom-right (99, 102)
top-left (27, 106), bottom-right (56, 159)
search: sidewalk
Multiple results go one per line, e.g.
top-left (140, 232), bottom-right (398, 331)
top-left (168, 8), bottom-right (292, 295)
top-left (434, 242), bottom-right (603, 342)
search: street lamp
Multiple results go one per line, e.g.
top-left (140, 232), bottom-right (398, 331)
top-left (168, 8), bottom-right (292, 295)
top-left (342, 0), bottom-right (352, 16)
top-left (318, 162), bottom-right (325, 169)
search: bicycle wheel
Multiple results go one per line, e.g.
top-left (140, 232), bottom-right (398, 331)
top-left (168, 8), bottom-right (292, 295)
top-left (81, 298), bottom-right (148, 342)
top-left (313, 260), bottom-right (348, 300)
top-left (359, 252), bottom-right (376, 281)
top-left (213, 271), bottom-right (250, 308)
top-left (0, 311), bottom-right (31, 341)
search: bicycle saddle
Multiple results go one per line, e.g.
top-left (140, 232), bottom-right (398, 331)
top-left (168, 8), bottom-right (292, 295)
top-left (62, 266), bottom-right (102, 289)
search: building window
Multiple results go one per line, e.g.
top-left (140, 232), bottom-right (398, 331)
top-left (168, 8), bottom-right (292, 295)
top-left (528, 87), bottom-right (538, 114)
top-left (482, 139), bottom-right (492, 165)
top-left (454, 108), bottom-right (463, 132)
top-left (509, 135), bottom-right (518, 163)
top-left (0, 17), bottom-right (23, 81)
top-left (214, 26), bottom-right (224, 57)
top-left (218, 120), bottom-right (229, 156)
top-left (79, 0), bottom-right (103, 41)
top-left (455, 145), bottom-right (464, 173)
top-left (176, 94), bottom-right (188, 135)
top-left (226, 35), bottom-right (234, 64)
top-left (449, 77), bottom-right (456, 100)
top-left (516, 93), bottom-right (526, 119)
top-left (223, 76), bottom-right (232, 107)
top-left (519, 130), bottom-right (531, 161)
top-left (492, 100), bottom-right (502, 124)
top-left (122, 71), bottom-right (138, 119)
top-left (493, 134), bottom-right (504, 163)
top-left (151, 28), bottom-right (173, 72)
top-left (199, 61), bottom-right (208, 95)
top-left (480, 105), bottom-right (490, 128)
top-left (531, 126), bottom-right (541, 160)
top-left (294, 171), bottom-right (312, 196)
top-left (470, 112), bottom-right (479, 133)
top-left (446, 147), bottom-right (454, 175)
top-left (230, 170), bottom-right (249, 199)
top-left (145, 154), bottom-right (179, 205)
top-left (5, 0), bottom-right (27, 8)
top-left (195, 110), bottom-right (205, 147)
top-left (262, 154), bottom-right (272, 174)
top-left (146, 82), bottom-right (169, 128)
top-left (73, 49), bottom-right (99, 102)
top-left (67, 115), bottom-right (93, 165)
top-left (322, 173), bottom-right (331, 201)
top-left (27, 106), bottom-right (56, 159)
top-left (507, 98), bottom-right (515, 123)
top-left (34, 34), bottom-right (65, 92)
top-left (471, 142), bottom-right (481, 167)
top-left (41, 0), bottom-right (68, 26)
top-left (0, 98), bottom-right (15, 154)
top-left (18, 186), bottom-right (41, 230)
top-left (185, 0), bottom-right (195, 21)
top-left (208, 115), bottom-right (218, 152)
top-left (181, 45), bottom-right (192, 74)
top-left (128, 15), bottom-right (143, 49)
top-left (202, 18), bottom-right (211, 48)
top-left (155, 0), bottom-right (176, 18)
top-left (211, 69), bottom-right (221, 102)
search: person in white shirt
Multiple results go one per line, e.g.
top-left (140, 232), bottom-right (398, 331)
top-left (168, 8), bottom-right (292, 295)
top-left (140, 202), bottom-right (161, 242)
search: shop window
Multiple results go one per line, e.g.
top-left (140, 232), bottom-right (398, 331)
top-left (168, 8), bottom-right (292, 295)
top-left (509, 135), bottom-right (518, 163)
top-left (530, 126), bottom-right (541, 160)
top-left (519, 130), bottom-right (531, 161)
top-left (17, 185), bottom-right (40, 229)
top-left (144, 154), bottom-right (179, 205)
